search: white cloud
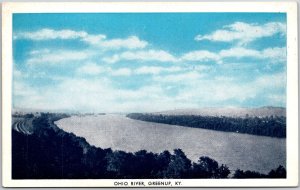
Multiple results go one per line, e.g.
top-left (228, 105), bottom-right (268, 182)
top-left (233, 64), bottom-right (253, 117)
top-left (27, 49), bottom-right (92, 65)
top-left (160, 79), bottom-right (255, 103)
top-left (111, 68), bottom-right (132, 76)
top-left (102, 55), bottom-right (120, 64)
top-left (209, 83), bottom-right (256, 102)
top-left (181, 50), bottom-right (220, 63)
top-left (261, 47), bottom-right (286, 63)
top-left (76, 63), bottom-right (106, 75)
top-left (13, 77), bottom-right (176, 112)
top-left (29, 49), bottom-right (51, 55)
top-left (96, 36), bottom-right (148, 50)
top-left (102, 49), bottom-right (178, 63)
top-left (122, 50), bottom-right (177, 62)
top-left (154, 71), bottom-right (203, 83)
top-left (219, 47), bottom-right (286, 63)
top-left (167, 66), bottom-right (183, 72)
top-left (134, 66), bottom-right (182, 75)
top-left (13, 81), bottom-right (35, 97)
top-left (13, 68), bottom-right (25, 78)
top-left (13, 78), bottom-right (117, 111)
top-left (255, 71), bottom-right (286, 88)
top-left (14, 28), bottom-right (88, 40)
top-left (195, 21), bottom-right (286, 45)
top-left (116, 85), bottom-right (165, 100)
top-left (77, 65), bottom-right (183, 77)
top-left (214, 76), bottom-right (235, 82)
top-left (180, 46), bottom-right (286, 64)
top-left (219, 47), bottom-right (260, 58)
top-left (82, 35), bottom-right (148, 50)
top-left (144, 68), bottom-right (285, 107)
top-left (13, 70), bottom-right (286, 112)
top-left (13, 80), bottom-right (45, 110)
top-left (135, 66), bottom-right (163, 75)
top-left (174, 71), bottom-right (286, 106)
top-left (221, 47), bottom-right (286, 62)
top-left (16, 27), bottom-right (286, 68)
top-left (267, 94), bottom-right (285, 104)
top-left (25, 44), bottom-right (285, 71)
top-left (81, 34), bottom-right (107, 45)
top-left (220, 47), bottom-right (286, 62)
top-left (13, 22), bottom-right (287, 112)
top-left (14, 28), bottom-right (148, 50)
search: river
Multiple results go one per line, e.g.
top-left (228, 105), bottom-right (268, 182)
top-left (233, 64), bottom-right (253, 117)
top-left (55, 114), bottom-right (286, 174)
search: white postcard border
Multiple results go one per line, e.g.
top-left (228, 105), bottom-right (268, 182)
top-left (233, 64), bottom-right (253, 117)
top-left (2, 2), bottom-right (298, 187)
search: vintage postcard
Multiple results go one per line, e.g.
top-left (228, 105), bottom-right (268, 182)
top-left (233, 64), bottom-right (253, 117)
top-left (2, 2), bottom-right (298, 187)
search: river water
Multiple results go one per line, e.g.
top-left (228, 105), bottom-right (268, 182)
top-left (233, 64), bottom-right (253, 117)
top-left (55, 114), bottom-right (286, 174)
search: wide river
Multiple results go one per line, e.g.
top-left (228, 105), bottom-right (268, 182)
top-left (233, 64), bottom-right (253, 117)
top-left (55, 114), bottom-right (286, 174)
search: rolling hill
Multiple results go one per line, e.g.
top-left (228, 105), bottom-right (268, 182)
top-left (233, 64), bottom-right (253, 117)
top-left (153, 106), bottom-right (286, 118)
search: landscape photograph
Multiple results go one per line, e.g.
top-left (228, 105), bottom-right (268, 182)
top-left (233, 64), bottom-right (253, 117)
top-left (11, 12), bottom-right (287, 180)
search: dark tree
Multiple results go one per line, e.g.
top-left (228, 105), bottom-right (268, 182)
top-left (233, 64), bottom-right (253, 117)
top-left (189, 156), bottom-right (230, 178)
top-left (217, 164), bottom-right (231, 178)
top-left (268, 165), bottom-right (286, 178)
top-left (165, 149), bottom-right (191, 178)
top-left (233, 169), bottom-right (267, 178)
top-left (126, 113), bottom-right (286, 138)
top-left (155, 150), bottom-right (172, 178)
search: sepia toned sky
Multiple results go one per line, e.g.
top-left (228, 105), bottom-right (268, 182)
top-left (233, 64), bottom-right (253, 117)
top-left (12, 13), bottom-right (286, 112)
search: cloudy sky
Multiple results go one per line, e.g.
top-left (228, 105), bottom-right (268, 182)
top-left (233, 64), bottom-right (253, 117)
top-left (13, 13), bottom-right (286, 113)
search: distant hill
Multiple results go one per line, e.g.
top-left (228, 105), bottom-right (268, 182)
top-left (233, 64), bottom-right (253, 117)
top-left (12, 107), bottom-right (79, 114)
top-left (154, 107), bottom-right (286, 118)
top-left (127, 106), bottom-right (286, 138)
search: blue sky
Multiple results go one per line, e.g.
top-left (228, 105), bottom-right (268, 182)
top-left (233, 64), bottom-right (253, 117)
top-left (13, 13), bottom-right (286, 112)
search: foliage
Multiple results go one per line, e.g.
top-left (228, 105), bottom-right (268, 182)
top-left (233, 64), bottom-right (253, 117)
top-left (268, 165), bottom-right (286, 178)
top-left (233, 166), bottom-right (286, 178)
top-left (127, 113), bottom-right (286, 138)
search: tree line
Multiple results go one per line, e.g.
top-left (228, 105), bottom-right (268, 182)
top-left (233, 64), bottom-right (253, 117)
top-left (126, 113), bottom-right (286, 138)
top-left (12, 113), bottom-right (286, 179)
